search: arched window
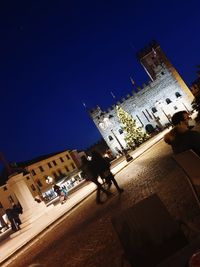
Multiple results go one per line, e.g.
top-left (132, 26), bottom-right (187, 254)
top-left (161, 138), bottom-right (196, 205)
top-left (175, 92), bottom-right (181, 98)
top-left (166, 98), bottom-right (172, 104)
top-left (152, 107), bottom-right (157, 113)
top-left (108, 136), bottom-right (113, 141)
top-left (119, 129), bottom-right (123, 134)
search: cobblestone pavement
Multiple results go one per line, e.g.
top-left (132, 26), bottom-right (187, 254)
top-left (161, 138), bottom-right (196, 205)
top-left (7, 140), bottom-right (200, 267)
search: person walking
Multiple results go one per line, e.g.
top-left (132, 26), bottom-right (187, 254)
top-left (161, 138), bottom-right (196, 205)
top-left (81, 155), bottom-right (112, 204)
top-left (91, 151), bottom-right (124, 194)
top-left (53, 184), bottom-right (68, 204)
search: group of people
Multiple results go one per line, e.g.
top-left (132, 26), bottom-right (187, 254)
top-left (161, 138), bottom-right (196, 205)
top-left (164, 110), bottom-right (200, 156)
top-left (81, 151), bottom-right (124, 204)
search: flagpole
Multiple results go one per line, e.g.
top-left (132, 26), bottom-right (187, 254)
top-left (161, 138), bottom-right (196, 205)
top-left (110, 91), bottom-right (116, 100)
top-left (82, 102), bottom-right (87, 109)
top-left (130, 76), bottom-right (137, 92)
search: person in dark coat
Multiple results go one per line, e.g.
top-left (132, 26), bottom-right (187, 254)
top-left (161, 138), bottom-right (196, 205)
top-left (164, 111), bottom-right (200, 156)
top-left (12, 202), bottom-right (22, 226)
top-left (5, 208), bottom-right (20, 232)
top-left (81, 155), bottom-right (112, 204)
top-left (91, 151), bottom-right (124, 194)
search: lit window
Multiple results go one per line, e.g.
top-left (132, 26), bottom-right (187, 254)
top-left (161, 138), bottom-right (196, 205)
top-left (58, 170), bottom-right (63, 175)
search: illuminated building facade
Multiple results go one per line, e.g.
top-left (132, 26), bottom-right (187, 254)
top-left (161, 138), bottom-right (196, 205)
top-left (0, 149), bottom-right (85, 227)
top-left (89, 41), bottom-right (194, 156)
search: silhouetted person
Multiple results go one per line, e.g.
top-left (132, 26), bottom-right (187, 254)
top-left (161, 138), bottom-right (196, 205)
top-left (12, 202), bottom-right (22, 226)
top-left (5, 208), bottom-right (21, 232)
top-left (91, 151), bottom-right (124, 194)
top-left (81, 155), bottom-right (112, 204)
top-left (164, 110), bottom-right (200, 155)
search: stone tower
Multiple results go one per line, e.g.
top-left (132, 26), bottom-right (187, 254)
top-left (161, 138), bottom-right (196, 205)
top-left (136, 40), bottom-right (193, 101)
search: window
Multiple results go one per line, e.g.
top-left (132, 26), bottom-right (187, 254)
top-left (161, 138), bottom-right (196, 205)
top-left (31, 184), bottom-right (36, 191)
top-left (161, 71), bottom-right (165, 75)
top-left (26, 176), bottom-right (30, 180)
top-left (8, 196), bottom-right (14, 204)
top-left (31, 170), bottom-right (36, 176)
top-left (52, 172), bottom-right (58, 178)
top-left (37, 180), bottom-right (43, 187)
top-left (175, 92), bottom-right (181, 98)
top-left (152, 107), bottom-right (157, 113)
top-left (65, 166), bottom-right (69, 172)
top-left (166, 98), bottom-right (172, 104)
top-left (119, 129), bottom-right (123, 134)
top-left (48, 162), bottom-right (52, 168)
top-left (60, 157), bottom-right (64, 163)
top-left (3, 186), bottom-right (7, 191)
top-left (71, 163), bottom-right (76, 169)
top-left (108, 135), bottom-right (113, 141)
top-left (0, 202), bottom-right (3, 208)
top-left (66, 154), bottom-right (70, 160)
top-left (174, 106), bottom-right (178, 110)
top-left (39, 166), bottom-right (44, 172)
top-left (53, 160), bottom-right (57, 166)
top-left (58, 170), bottom-right (63, 175)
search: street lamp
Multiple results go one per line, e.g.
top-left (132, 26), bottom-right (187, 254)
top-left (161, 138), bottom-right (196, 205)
top-left (98, 116), bottom-right (133, 162)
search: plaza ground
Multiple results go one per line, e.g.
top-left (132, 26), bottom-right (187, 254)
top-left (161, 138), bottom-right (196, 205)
top-left (1, 134), bottom-right (200, 267)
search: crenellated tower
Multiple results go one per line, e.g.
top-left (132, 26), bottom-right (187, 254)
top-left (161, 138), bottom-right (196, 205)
top-left (136, 40), bottom-right (193, 101)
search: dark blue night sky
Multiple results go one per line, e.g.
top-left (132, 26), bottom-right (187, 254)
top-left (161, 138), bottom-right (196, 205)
top-left (1, 0), bottom-right (200, 163)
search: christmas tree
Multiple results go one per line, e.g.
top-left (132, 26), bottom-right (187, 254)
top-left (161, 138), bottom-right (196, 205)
top-left (116, 105), bottom-right (148, 149)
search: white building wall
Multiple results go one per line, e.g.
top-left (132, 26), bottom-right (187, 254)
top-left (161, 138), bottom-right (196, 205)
top-left (89, 64), bottom-right (193, 156)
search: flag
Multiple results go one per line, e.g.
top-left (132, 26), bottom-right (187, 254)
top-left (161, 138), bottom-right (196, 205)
top-left (152, 48), bottom-right (157, 57)
top-left (130, 77), bottom-right (135, 86)
top-left (110, 91), bottom-right (116, 99)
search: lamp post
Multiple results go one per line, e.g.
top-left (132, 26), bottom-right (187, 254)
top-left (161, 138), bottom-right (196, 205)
top-left (99, 117), bottom-right (133, 162)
